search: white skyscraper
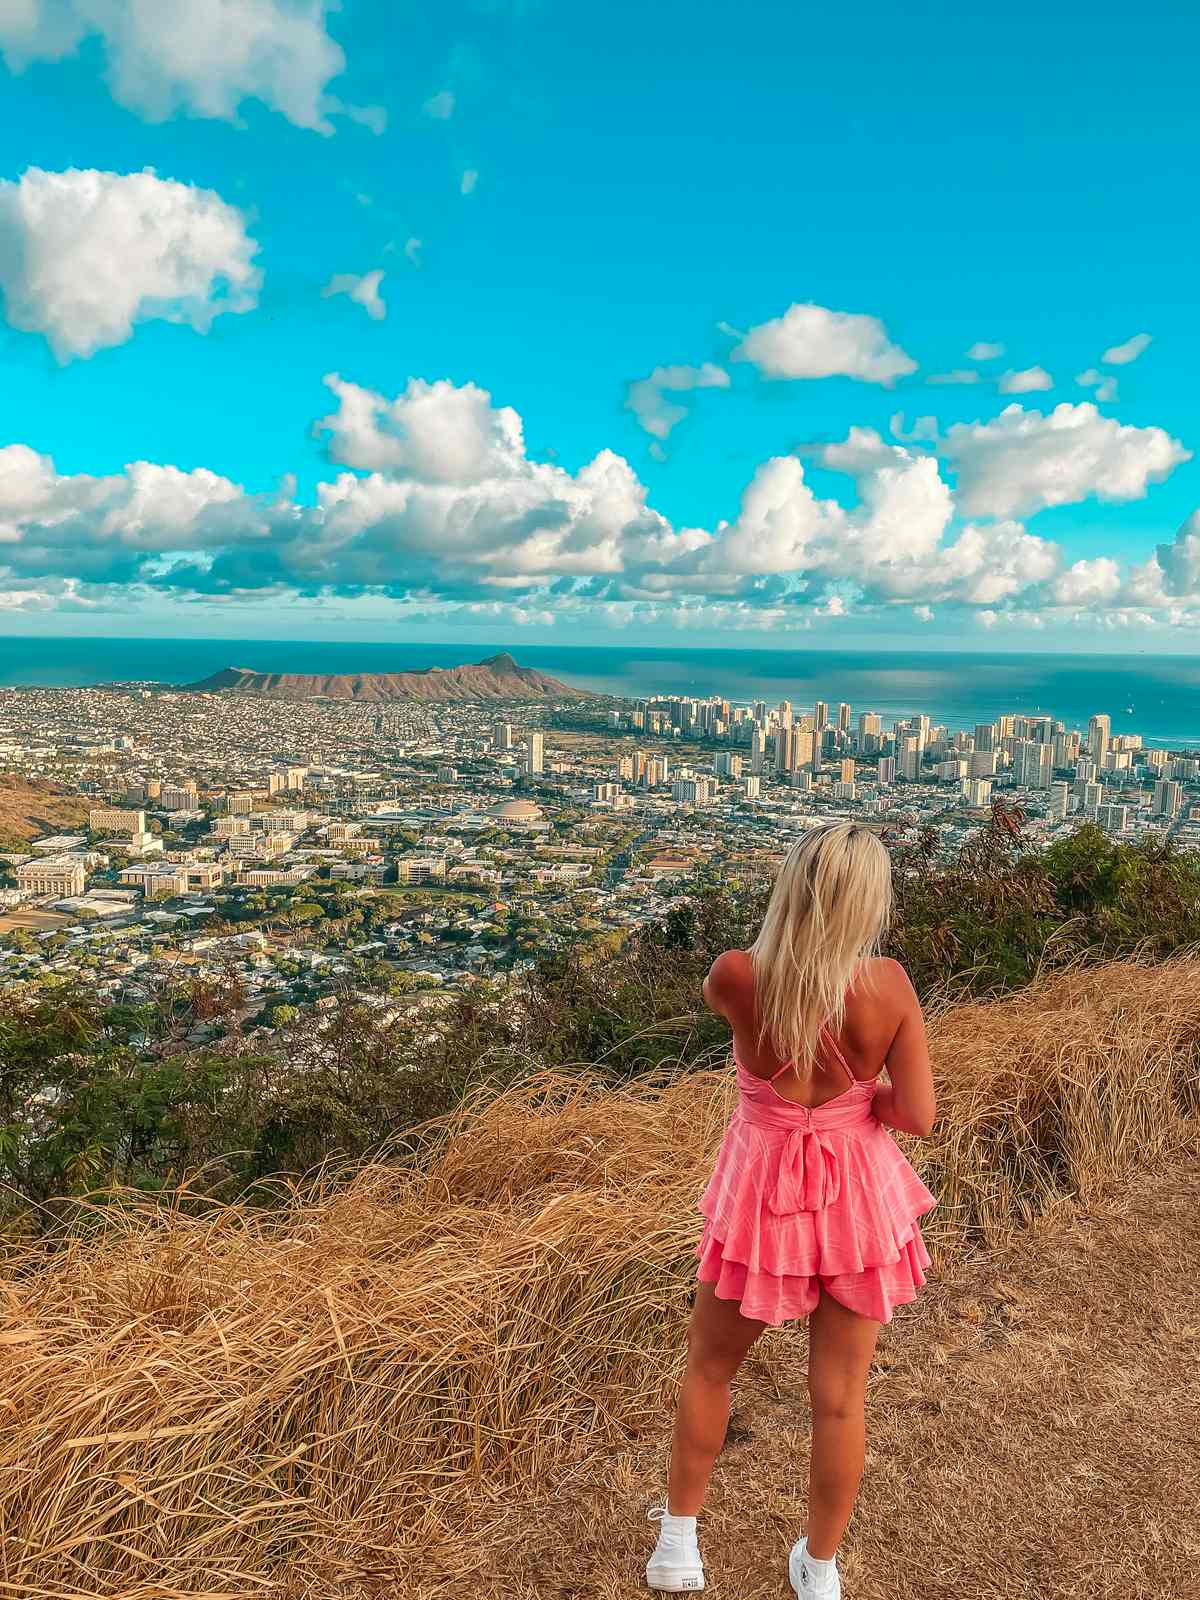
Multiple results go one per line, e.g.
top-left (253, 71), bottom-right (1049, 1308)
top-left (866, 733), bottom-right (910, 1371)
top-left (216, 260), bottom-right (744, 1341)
top-left (1153, 778), bottom-right (1182, 818)
top-left (1088, 714), bottom-right (1111, 768)
top-left (1013, 739), bottom-right (1052, 790)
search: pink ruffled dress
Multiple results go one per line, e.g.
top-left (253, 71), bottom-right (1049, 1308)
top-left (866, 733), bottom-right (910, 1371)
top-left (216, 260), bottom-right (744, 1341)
top-left (696, 1030), bottom-right (936, 1325)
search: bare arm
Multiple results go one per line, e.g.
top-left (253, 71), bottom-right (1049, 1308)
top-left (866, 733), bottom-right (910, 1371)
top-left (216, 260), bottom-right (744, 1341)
top-left (701, 949), bottom-right (749, 1024)
top-left (872, 964), bottom-right (936, 1137)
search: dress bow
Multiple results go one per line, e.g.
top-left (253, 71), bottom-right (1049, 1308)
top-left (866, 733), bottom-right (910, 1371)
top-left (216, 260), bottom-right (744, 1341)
top-left (769, 1126), bottom-right (841, 1214)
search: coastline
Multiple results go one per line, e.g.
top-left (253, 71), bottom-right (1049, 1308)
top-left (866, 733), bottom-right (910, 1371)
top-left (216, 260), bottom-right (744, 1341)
top-left (0, 636), bottom-right (1197, 745)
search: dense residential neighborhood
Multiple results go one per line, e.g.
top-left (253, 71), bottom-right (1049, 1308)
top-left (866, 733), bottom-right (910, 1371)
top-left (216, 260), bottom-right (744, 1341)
top-left (0, 678), bottom-right (1197, 1028)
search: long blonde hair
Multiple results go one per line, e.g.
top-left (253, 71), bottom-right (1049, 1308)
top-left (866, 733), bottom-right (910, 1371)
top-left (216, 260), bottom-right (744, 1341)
top-left (749, 823), bottom-right (892, 1074)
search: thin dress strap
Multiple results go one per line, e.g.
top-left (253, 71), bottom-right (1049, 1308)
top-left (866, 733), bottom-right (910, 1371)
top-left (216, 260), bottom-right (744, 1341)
top-left (819, 1024), bottom-right (859, 1089)
top-left (768, 1026), bottom-right (858, 1087)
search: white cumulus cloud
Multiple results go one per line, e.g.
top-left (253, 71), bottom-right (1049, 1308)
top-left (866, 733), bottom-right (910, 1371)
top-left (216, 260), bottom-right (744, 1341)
top-left (732, 302), bottom-right (917, 386)
top-left (0, 166), bottom-right (261, 361)
top-left (1148, 510), bottom-right (1200, 598)
top-left (927, 369), bottom-right (980, 385)
top-left (460, 168), bottom-right (479, 196)
top-left (321, 268), bottom-right (386, 321)
top-left (1, 370), bottom-right (1195, 630)
top-left (1051, 557), bottom-right (1122, 605)
top-left (0, 0), bottom-right (380, 134)
top-left (625, 362), bottom-right (730, 440)
top-left (1102, 332), bottom-right (1152, 366)
top-left (943, 402), bottom-right (1190, 518)
top-left (422, 88), bottom-right (455, 118)
top-left (315, 373), bottom-right (529, 482)
top-left (966, 341), bottom-right (1005, 360)
top-left (1076, 368), bottom-right (1118, 403)
top-left (997, 366), bottom-right (1053, 394)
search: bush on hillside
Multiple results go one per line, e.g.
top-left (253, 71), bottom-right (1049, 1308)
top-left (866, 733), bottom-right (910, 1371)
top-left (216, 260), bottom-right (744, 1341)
top-left (5, 816), bottom-right (1200, 1227)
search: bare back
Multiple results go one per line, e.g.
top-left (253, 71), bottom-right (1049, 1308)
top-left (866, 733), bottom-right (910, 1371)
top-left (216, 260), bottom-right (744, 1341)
top-left (702, 949), bottom-right (936, 1133)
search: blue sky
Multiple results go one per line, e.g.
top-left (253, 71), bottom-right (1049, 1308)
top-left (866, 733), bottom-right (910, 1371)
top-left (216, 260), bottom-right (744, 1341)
top-left (0, 0), bottom-right (1198, 651)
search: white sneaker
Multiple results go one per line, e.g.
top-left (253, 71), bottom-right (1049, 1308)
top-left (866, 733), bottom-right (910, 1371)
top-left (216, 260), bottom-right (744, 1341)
top-left (788, 1535), bottom-right (841, 1598)
top-left (645, 1507), bottom-right (705, 1592)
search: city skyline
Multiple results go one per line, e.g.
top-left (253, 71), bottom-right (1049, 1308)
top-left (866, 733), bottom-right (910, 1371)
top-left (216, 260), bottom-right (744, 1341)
top-left (1, 3), bottom-right (1199, 650)
top-left (2, 669), bottom-right (1193, 1003)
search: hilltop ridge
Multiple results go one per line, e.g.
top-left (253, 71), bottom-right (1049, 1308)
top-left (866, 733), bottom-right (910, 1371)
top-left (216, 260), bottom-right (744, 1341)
top-left (4, 955), bottom-right (1198, 1598)
top-left (183, 652), bottom-right (596, 703)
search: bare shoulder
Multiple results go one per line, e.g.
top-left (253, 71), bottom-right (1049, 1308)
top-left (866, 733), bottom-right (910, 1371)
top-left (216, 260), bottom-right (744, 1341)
top-left (861, 956), bottom-right (919, 1005)
top-left (703, 948), bottom-right (754, 1011)
top-left (706, 947), bottom-right (753, 991)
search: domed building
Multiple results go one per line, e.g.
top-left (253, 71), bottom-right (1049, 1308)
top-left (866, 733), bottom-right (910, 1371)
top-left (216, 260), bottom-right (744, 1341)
top-left (488, 798), bottom-right (546, 828)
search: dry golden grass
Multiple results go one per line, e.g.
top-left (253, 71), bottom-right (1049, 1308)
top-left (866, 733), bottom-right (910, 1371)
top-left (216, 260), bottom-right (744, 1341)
top-left (3, 957), bottom-right (1200, 1598)
top-left (0, 775), bottom-right (89, 845)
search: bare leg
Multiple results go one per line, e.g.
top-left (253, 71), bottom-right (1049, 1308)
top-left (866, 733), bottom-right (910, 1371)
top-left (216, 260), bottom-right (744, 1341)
top-left (666, 1281), bottom-right (766, 1515)
top-left (805, 1288), bottom-right (880, 1559)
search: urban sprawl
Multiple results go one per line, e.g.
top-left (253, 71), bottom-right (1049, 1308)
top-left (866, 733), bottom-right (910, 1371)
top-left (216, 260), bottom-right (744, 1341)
top-left (1, 680), bottom-right (1195, 1026)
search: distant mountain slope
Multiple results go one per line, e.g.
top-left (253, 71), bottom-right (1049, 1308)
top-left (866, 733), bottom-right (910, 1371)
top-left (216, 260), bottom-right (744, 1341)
top-left (183, 653), bottom-right (597, 703)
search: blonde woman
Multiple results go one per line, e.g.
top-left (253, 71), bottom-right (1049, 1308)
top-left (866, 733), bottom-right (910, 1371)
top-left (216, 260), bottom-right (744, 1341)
top-left (647, 823), bottom-right (936, 1597)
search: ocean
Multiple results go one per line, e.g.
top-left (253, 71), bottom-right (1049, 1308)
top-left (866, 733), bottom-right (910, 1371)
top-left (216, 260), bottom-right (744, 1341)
top-left (0, 636), bottom-right (1198, 748)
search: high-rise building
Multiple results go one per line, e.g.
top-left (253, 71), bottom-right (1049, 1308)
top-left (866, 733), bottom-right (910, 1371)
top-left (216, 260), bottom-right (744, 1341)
top-left (672, 776), bottom-right (714, 805)
top-left (524, 732), bottom-right (544, 776)
top-left (837, 702), bottom-right (852, 732)
top-left (777, 726), bottom-right (814, 775)
top-left (1153, 779), bottom-right (1182, 818)
top-left (1088, 714), bottom-right (1111, 768)
top-left (750, 727), bottom-right (766, 775)
top-left (974, 723), bottom-right (996, 754)
top-left (777, 700), bottom-right (793, 731)
top-left (899, 736), bottom-right (922, 782)
top-left (813, 701), bottom-right (828, 733)
top-left (743, 775), bottom-right (761, 799)
top-left (840, 758), bottom-right (856, 784)
top-left (961, 777), bottom-right (993, 808)
top-left (1012, 739), bottom-right (1052, 790)
top-left (714, 752), bottom-right (743, 779)
top-left (161, 784), bottom-right (199, 812)
top-left (1096, 804), bottom-right (1129, 834)
top-left (969, 750), bottom-right (997, 778)
top-left (877, 756), bottom-right (897, 787)
top-left (493, 722), bottom-right (513, 751)
top-left (1048, 782), bottom-right (1070, 821)
top-left (753, 700), bottom-right (767, 724)
top-left (857, 712), bottom-right (882, 752)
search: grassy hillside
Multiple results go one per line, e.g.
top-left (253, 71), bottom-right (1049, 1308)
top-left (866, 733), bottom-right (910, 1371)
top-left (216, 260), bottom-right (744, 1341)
top-left (2, 956), bottom-right (1198, 1598)
top-left (0, 775), bottom-right (88, 849)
